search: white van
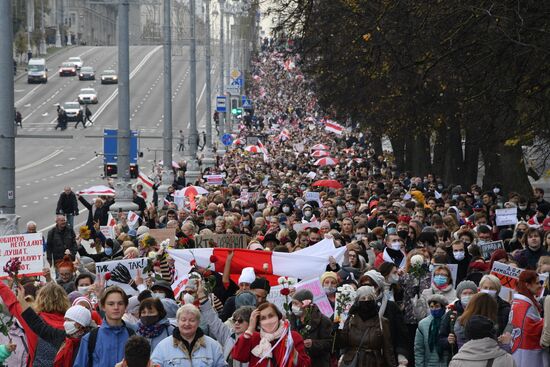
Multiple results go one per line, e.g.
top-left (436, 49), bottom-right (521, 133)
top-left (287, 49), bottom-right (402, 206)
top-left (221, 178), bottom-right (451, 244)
top-left (27, 58), bottom-right (48, 83)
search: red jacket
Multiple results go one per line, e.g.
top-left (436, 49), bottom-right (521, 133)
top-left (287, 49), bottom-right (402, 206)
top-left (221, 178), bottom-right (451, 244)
top-left (232, 330), bottom-right (311, 367)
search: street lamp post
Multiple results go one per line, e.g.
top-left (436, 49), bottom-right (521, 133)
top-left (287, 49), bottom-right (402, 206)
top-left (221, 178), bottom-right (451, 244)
top-left (216, 0), bottom-right (225, 154)
top-left (0, 0), bottom-right (18, 235)
top-left (40, 0), bottom-right (47, 55)
top-left (202, 0), bottom-right (215, 167)
top-left (110, 0), bottom-right (138, 214)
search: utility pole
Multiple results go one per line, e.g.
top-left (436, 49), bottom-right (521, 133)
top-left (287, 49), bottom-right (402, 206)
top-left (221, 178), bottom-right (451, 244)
top-left (183, 0), bottom-right (200, 184)
top-left (55, 0), bottom-right (62, 47)
top-left (0, 0), bottom-right (18, 235)
top-left (202, 0), bottom-right (215, 167)
top-left (158, 0), bottom-right (174, 204)
top-left (40, 0), bottom-right (47, 55)
top-left (110, 0), bottom-right (138, 214)
top-left (26, 0), bottom-right (34, 59)
top-left (217, 0), bottom-right (225, 149)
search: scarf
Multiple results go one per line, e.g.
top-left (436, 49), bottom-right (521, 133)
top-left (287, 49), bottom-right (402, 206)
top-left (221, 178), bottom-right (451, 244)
top-left (251, 320), bottom-right (286, 359)
top-left (138, 322), bottom-right (168, 339)
top-left (53, 337), bottom-right (81, 367)
top-left (428, 316), bottom-right (443, 358)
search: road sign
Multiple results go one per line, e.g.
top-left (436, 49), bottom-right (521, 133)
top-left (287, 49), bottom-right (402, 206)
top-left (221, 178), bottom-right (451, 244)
top-left (225, 84), bottom-right (241, 95)
top-left (230, 68), bottom-right (241, 80)
top-left (221, 133), bottom-right (233, 146)
top-left (216, 96), bottom-right (226, 112)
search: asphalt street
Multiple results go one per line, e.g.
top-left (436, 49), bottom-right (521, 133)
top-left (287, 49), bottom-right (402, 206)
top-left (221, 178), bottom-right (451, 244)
top-left (14, 46), bottom-right (220, 232)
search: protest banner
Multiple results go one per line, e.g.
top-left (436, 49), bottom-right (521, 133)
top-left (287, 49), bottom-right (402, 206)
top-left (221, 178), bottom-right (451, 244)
top-left (0, 233), bottom-right (43, 278)
top-left (96, 257), bottom-right (148, 295)
top-left (100, 226), bottom-right (115, 239)
top-left (478, 240), bottom-right (505, 260)
top-left (431, 263), bottom-right (458, 288)
top-left (149, 228), bottom-right (176, 247)
top-left (194, 234), bottom-right (250, 249)
top-left (496, 208), bottom-right (518, 227)
top-left (267, 285), bottom-right (288, 314)
top-left (305, 191), bottom-right (323, 208)
top-left (295, 278), bottom-right (333, 317)
top-left (491, 261), bottom-right (548, 302)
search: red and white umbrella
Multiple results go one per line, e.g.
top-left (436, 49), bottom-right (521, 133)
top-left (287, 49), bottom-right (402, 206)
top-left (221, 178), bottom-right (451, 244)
top-left (233, 138), bottom-right (245, 146)
top-left (78, 185), bottom-right (115, 196)
top-left (177, 186), bottom-right (209, 197)
top-left (314, 157), bottom-right (339, 166)
top-left (244, 145), bottom-right (262, 153)
top-left (311, 150), bottom-right (330, 158)
top-left (311, 144), bottom-right (330, 151)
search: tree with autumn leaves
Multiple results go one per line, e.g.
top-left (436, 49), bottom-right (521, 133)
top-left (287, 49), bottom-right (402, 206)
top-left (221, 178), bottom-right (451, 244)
top-left (268, 0), bottom-right (550, 195)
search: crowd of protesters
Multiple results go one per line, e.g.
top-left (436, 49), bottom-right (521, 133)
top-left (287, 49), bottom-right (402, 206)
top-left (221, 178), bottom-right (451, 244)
top-left (0, 38), bottom-right (549, 367)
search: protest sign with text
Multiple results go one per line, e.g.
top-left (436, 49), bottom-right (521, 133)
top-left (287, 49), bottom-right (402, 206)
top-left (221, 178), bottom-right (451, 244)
top-left (96, 257), bottom-right (148, 295)
top-left (0, 233), bottom-right (43, 278)
top-left (491, 261), bottom-right (548, 302)
top-left (194, 234), bottom-right (250, 249)
top-left (478, 240), bottom-right (505, 260)
top-left (495, 208), bottom-right (518, 227)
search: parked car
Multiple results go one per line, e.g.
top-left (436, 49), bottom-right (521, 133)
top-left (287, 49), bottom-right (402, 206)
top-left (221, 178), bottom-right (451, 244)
top-left (100, 70), bottom-right (118, 84)
top-left (59, 62), bottom-right (77, 76)
top-left (79, 66), bottom-right (95, 80)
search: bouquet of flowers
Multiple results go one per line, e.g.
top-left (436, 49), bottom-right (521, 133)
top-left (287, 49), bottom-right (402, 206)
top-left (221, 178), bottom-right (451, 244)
top-left (277, 276), bottom-right (297, 318)
top-left (189, 254), bottom-right (219, 294)
top-left (0, 305), bottom-right (13, 339)
top-left (297, 299), bottom-right (313, 338)
top-left (3, 258), bottom-right (22, 289)
top-left (79, 226), bottom-right (91, 240)
top-left (409, 254), bottom-right (429, 279)
top-left (334, 284), bottom-right (357, 329)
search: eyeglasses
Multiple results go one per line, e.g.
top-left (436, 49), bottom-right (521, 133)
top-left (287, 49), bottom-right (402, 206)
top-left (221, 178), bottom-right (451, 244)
top-left (234, 318), bottom-right (245, 324)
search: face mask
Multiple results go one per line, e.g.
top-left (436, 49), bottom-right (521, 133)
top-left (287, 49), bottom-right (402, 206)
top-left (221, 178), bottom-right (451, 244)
top-left (433, 275), bottom-right (448, 286)
top-left (260, 315), bottom-right (279, 333)
top-left (282, 206), bottom-right (291, 214)
top-left (291, 305), bottom-right (303, 317)
top-left (355, 234), bottom-right (364, 241)
top-left (78, 286), bottom-right (90, 293)
top-left (480, 289), bottom-right (497, 297)
top-left (204, 219), bottom-right (213, 226)
top-left (324, 286), bottom-right (337, 295)
top-left (63, 321), bottom-right (79, 336)
top-left (257, 203), bottom-right (266, 210)
top-left (519, 205), bottom-right (527, 211)
top-left (389, 274), bottom-right (399, 284)
top-left (346, 204), bottom-right (355, 210)
top-left (182, 293), bottom-right (194, 304)
top-left (437, 185), bottom-right (443, 191)
top-left (242, 220), bottom-right (250, 227)
top-left (516, 230), bottom-right (524, 238)
top-left (474, 195), bottom-right (480, 200)
top-left (140, 315), bottom-right (160, 326)
top-left (461, 295), bottom-right (472, 307)
top-left (452, 194), bottom-right (459, 200)
top-left (390, 241), bottom-right (402, 251)
top-left (300, 186), bottom-right (307, 191)
top-left (153, 292), bottom-right (166, 300)
top-left (304, 210), bottom-right (312, 217)
top-left (104, 247), bottom-right (113, 256)
top-left (337, 206), bottom-right (345, 214)
top-left (429, 264), bottom-right (435, 272)
top-left (493, 188), bottom-right (500, 194)
top-left (430, 308), bottom-right (445, 318)
top-left (397, 230), bottom-right (408, 240)
top-left (453, 251), bottom-right (465, 261)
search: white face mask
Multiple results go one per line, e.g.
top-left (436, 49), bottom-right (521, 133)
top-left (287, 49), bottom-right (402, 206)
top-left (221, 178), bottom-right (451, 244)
top-left (257, 203), bottom-right (266, 210)
top-left (389, 274), bottom-right (399, 284)
top-left (153, 292), bottom-right (166, 300)
top-left (480, 289), bottom-right (497, 297)
top-left (453, 251), bottom-right (465, 261)
top-left (182, 293), bottom-right (195, 304)
top-left (461, 295), bottom-right (472, 307)
top-left (390, 241), bottom-right (402, 251)
top-left (63, 321), bottom-right (79, 336)
top-left (78, 286), bottom-right (90, 293)
top-left (291, 305), bottom-right (303, 317)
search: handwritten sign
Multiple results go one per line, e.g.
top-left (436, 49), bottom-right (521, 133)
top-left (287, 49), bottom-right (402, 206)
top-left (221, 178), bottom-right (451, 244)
top-left (490, 261), bottom-right (548, 303)
top-left (96, 257), bottom-right (148, 295)
top-left (149, 228), bottom-right (176, 247)
top-left (194, 234), bottom-right (250, 249)
top-left (305, 192), bottom-right (322, 208)
top-left (267, 285), bottom-right (288, 314)
top-left (478, 240), bottom-right (505, 260)
top-left (295, 278), bottom-right (333, 317)
top-left (495, 208), bottom-right (518, 227)
top-left (0, 233), bottom-right (43, 278)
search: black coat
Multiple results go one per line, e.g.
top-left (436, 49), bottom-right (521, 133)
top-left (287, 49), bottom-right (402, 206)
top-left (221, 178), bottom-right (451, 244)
top-left (46, 225), bottom-right (77, 264)
top-left (78, 196), bottom-right (111, 227)
top-left (56, 191), bottom-right (79, 216)
top-left (290, 304), bottom-right (333, 367)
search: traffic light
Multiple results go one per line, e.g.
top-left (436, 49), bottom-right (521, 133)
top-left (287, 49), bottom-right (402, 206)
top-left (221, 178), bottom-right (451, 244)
top-left (230, 97), bottom-right (242, 116)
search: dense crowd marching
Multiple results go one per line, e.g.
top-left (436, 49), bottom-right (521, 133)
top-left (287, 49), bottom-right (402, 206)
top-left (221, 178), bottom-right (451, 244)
top-left (1, 39), bottom-right (550, 367)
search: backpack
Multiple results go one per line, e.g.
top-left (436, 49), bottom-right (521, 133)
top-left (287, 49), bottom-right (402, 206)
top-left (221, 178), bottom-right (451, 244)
top-left (87, 324), bottom-right (135, 367)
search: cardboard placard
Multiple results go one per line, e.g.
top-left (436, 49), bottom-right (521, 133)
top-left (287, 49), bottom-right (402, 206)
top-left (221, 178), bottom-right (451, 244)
top-left (96, 257), bottom-right (148, 295)
top-left (305, 192), bottom-right (323, 208)
top-left (149, 228), bottom-right (176, 247)
top-left (194, 234), bottom-right (250, 249)
top-left (295, 278), bottom-right (333, 317)
top-left (496, 208), bottom-right (518, 227)
top-left (0, 233), bottom-right (44, 278)
top-left (478, 240), bottom-right (505, 260)
top-left (491, 261), bottom-right (548, 303)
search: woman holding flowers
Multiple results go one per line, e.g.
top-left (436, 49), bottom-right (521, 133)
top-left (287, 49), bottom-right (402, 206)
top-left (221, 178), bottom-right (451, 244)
top-left (289, 289), bottom-right (333, 367)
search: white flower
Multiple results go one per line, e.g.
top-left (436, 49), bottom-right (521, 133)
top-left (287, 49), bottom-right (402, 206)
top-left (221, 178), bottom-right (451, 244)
top-left (277, 276), bottom-right (286, 285)
top-left (411, 255), bottom-right (424, 267)
top-left (287, 277), bottom-right (297, 285)
top-left (147, 251), bottom-right (157, 259)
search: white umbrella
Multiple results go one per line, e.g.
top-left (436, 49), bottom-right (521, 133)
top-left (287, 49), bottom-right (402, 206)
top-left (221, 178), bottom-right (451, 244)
top-left (78, 185), bottom-right (115, 196)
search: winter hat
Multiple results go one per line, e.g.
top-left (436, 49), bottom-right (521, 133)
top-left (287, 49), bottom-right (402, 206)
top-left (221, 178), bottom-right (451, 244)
top-left (356, 286), bottom-right (377, 301)
top-left (479, 274), bottom-right (502, 293)
top-left (72, 296), bottom-right (92, 310)
top-left (251, 277), bottom-right (271, 294)
top-left (456, 280), bottom-right (478, 298)
top-left (427, 294), bottom-right (448, 307)
top-left (68, 291), bottom-right (84, 305)
top-left (363, 270), bottom-right (385, 290)
top-left (292, 289), bottom-right (314, 303)
top-left (235, 291), bottom-right (257, 308)
top-left (127, 296), bottom-right (140, 315)
top-left (238, 267), bottom-right (256, 285)
top-left (65, 305), bottom-right (92, 327)
top-left (248, 242), bottom-right (264, 251)
top-left (320, 271), bottom-right (339, 285)
top-left (136, 225), bottom-right (150, 238)
top-left (465, 315), bottom-right (496, 340)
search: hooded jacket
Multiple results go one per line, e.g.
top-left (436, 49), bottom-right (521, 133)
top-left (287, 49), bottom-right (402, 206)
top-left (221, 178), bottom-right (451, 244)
top-left (73, 321), bottom-right (133, 367)
top-left (449, 337), bottom-right (516, 367)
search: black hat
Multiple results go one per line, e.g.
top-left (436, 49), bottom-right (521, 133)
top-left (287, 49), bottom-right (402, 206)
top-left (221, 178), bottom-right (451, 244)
top-left (251, 277), bottom-right (271, 294)
top-left (465, 315), bottom-right (496, 340)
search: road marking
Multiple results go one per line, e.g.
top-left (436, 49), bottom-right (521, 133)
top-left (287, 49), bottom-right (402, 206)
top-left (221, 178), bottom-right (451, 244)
top-left (38, 209), bottom-right (88, 233)
top-left (15, 149), bottom-right (64, 173)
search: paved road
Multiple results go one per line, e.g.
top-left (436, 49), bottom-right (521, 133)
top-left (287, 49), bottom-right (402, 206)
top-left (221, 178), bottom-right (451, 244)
top-left (14, 46), bottom-right (220, 232)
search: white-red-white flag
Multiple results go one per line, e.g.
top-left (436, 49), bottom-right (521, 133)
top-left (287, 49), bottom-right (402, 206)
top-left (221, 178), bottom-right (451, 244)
top-left (324, 120), bottom-right (344, 135)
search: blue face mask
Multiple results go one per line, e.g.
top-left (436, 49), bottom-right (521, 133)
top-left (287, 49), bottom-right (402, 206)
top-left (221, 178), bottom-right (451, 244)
top-left (104, 247), bottom-right (113, 256)
top-left (430, 308), bottom-right (445, 318)
top-left (433, 275), bottom-right (448, 287)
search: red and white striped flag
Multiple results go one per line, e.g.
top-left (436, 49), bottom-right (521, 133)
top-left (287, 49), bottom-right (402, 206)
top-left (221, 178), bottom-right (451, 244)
top-left (107, 212), bottom-right (116, 227)
top-left (137, 171), bottom-right (155, 203)
top-left (204, 174), bottom-right (224, 185)
top-left (127, 211), bottom-right (140, 229)
top-left (325, 120), bottom-right (344, 135)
